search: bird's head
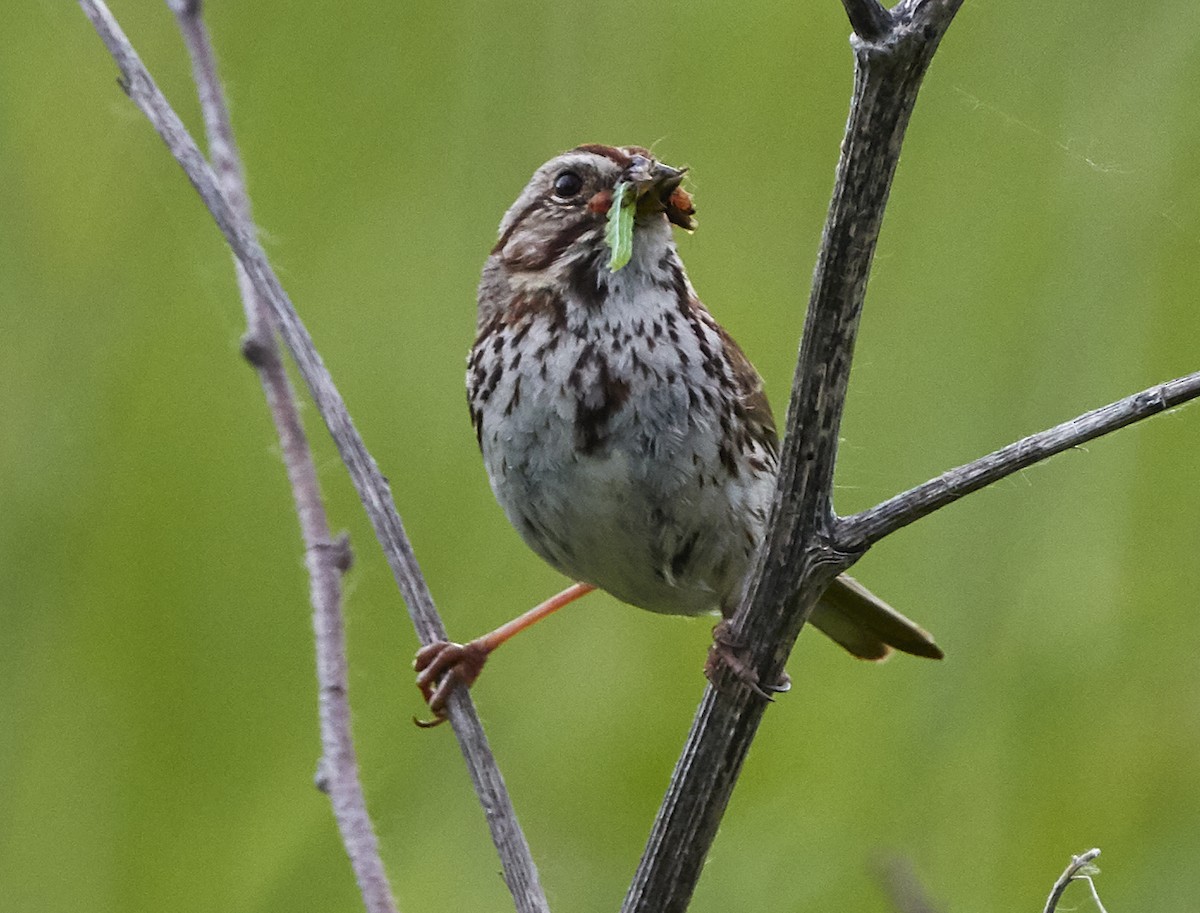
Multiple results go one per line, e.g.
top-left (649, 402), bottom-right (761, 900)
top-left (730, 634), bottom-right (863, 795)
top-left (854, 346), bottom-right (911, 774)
top-left (491, 145), bottom-right (696, 276)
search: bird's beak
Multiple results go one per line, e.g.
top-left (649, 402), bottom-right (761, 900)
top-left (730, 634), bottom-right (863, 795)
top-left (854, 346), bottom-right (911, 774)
top-left (646, 162), bottom-right (686, 195)
top-left (626, 157), bottom-right (697, 231)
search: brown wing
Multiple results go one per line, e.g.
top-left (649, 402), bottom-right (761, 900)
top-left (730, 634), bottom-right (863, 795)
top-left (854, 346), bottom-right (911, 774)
top-left (716, 324), bottom-right (779, 459)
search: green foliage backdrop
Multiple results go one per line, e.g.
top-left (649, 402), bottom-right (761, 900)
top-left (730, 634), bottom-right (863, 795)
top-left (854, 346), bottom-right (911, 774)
top-left (4, 2), bottom-right (1199, 911)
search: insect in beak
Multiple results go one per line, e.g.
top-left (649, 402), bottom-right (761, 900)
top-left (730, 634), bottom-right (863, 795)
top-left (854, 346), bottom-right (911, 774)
top-left (628, 157), bottom-right (696, 230)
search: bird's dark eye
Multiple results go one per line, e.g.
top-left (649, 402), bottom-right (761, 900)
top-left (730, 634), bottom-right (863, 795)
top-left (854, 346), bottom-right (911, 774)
top-left (552, 170), bottom-right (584, 198)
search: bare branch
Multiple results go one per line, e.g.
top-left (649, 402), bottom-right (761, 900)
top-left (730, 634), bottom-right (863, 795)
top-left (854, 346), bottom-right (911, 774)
top-left (166, 2), bottom-right (396, 910)
top-left (77, 2), bottom-right (549, 910)
top-left (841, 370), bottom-right (1200, 548)
top-left (842, 0), bottom-right (892, 42)
top-left (1043, 848), bottom-right (1104, 913)
top-left (622, 4), bottom-right (964, 911)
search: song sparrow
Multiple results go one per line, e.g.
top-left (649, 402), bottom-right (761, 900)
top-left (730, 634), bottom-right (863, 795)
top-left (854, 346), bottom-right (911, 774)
top-left (415, 144), bottom-right (940, 723)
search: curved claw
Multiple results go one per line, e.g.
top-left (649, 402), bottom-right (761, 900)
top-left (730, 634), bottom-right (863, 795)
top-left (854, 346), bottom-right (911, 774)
top-left (763, 671), bottom-right (791, 694)
top-left (412, 639), bottom-right (491, 727)
top-left (704, 621), bottom-right (789, 701)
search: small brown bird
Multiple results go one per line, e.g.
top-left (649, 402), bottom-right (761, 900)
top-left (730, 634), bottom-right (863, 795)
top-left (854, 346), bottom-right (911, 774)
top-left (416, 145), bottom-right (940, 723)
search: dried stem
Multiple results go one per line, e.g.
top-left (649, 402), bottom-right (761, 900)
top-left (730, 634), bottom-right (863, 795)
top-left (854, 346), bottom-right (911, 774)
top-left (166, 2), bottom-right (395, 910)
top-left (77, 2), bottom-right (548, 911)
top-left (623, 4), bottom-right (964, 912)
top-left (1043, 848), bottom-right (1104, 913)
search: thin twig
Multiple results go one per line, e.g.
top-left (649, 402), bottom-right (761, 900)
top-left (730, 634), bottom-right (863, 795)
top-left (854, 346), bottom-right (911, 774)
top-left (840, 370), bottom-right (1200, 548)
top-left (622, 5), bottom-right (964, 911)
top-left (77, 2), bottom-right (549, 910)
top-left (166, 2), bottom-right (396, 910)
top-left (1043, 848), bottom-right (1104, 913)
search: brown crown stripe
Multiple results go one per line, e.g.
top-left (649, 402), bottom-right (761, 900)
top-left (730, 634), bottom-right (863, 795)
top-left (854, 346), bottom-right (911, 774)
top-left (571, 144), bottom-right (632, 167)
top-left (569, 143), bottom-right (652, 168)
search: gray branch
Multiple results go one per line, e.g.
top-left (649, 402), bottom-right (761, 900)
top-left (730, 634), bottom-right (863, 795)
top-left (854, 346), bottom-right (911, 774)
top-left (623, 5), bottom-right (965, 912)
top-left (841, 371), bottom-right (1200, 548)
top-left (76, 2), bottom-right (548, 911)
top-left (626, 1), bottom-right (1197, 909)
top-left (166, 1), bottom-right (396, 910)
top-left (841, 0), bottom-right (892, 42)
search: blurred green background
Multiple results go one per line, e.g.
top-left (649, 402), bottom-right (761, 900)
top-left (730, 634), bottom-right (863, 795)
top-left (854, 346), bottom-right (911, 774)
top-left (4, 1), bottom-right (1199, 911)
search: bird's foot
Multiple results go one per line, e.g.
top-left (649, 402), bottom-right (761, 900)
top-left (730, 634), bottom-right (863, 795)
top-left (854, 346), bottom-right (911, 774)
top-left (705, 621), bottom-right (791, 700)
top-left (413, 639), bottom-right (491, 727)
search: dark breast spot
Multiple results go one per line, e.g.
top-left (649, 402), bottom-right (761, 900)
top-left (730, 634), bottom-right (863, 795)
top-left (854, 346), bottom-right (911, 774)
top-left (504, 375), bottom-right (523, 416)
top-left (718, 441), bottom-right (740, 478)
top-left (567, 248), bottom-right (610, 311)
top-left (574, 355), bottom-right (631, 455)
top-left (479, 362), bottom-right (503, 402)
top-left (669, 261), bottom-right (689, 313)
top-left (469, 401), bottom-right (484, 449)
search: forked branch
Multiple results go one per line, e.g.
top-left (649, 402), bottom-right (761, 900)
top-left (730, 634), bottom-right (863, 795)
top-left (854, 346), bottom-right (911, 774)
top-left (623, 5), bottom-right (965, 911)
top-left (627, 2), bottom-right (1198, 911)
top-left (841, 0), bottom-right (892, 42)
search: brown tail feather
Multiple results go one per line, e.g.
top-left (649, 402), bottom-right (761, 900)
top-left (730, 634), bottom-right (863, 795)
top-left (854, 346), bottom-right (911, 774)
top-left (809, 574), bottom-right (943, 661)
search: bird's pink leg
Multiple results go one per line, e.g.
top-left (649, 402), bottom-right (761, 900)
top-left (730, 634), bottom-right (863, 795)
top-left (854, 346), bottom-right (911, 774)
top-left (414, 582), bottom-right (597, 726)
